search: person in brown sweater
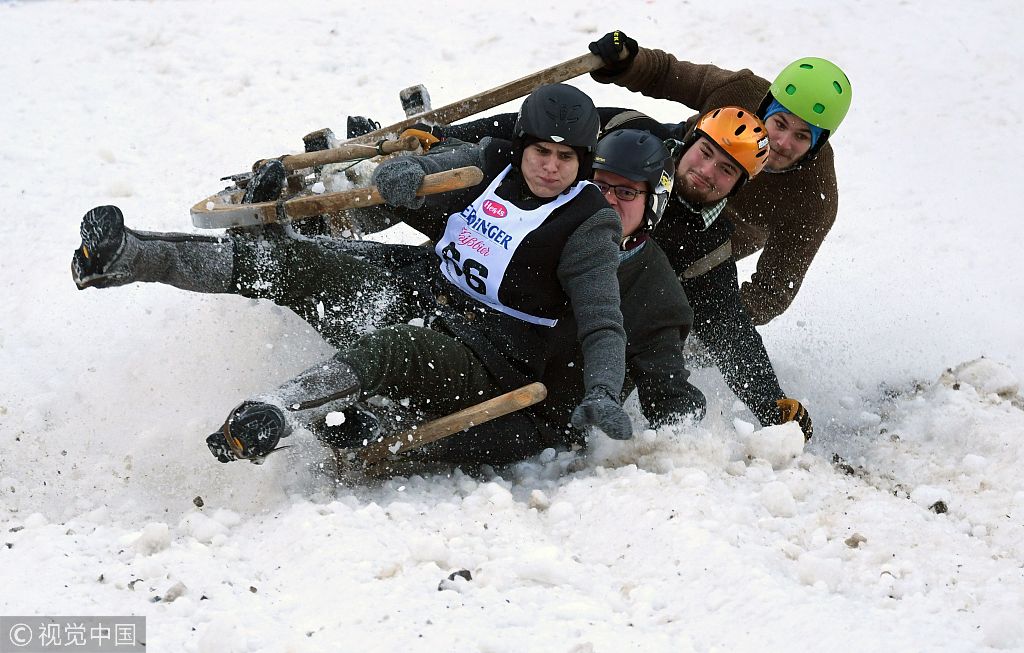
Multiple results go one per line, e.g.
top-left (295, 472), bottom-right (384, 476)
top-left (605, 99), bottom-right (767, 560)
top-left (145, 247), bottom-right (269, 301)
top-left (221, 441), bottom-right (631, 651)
top-left (587, 30), bottom-right (853, 325)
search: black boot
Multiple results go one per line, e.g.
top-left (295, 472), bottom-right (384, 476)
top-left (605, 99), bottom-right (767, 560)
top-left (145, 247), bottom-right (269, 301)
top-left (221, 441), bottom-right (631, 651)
top-left (207, 401), bottom-right (289, 464)
top-left (346, 116), bottom-right (381, 139)
top-left (242, 158), bottom-right (286, 204)
top-left (400, 85), bottom-right (431, 117)
top-left (303, 128), bottom-right (337, 153)
top-left (72, 206), bottom-right (234, 293)
top-left (71, 205), bottom-right (131, 289)
top-left (209, 356), bottom-right (364, 463)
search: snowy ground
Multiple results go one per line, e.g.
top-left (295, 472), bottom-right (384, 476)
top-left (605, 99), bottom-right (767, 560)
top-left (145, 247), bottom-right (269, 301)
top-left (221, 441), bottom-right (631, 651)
top-left (2, 1), bottom-right (1024, 651)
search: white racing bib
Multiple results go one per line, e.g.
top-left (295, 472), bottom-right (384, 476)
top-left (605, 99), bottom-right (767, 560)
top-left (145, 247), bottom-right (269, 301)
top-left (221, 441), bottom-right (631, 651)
top-left (435, 165), bottom-right (588, 326)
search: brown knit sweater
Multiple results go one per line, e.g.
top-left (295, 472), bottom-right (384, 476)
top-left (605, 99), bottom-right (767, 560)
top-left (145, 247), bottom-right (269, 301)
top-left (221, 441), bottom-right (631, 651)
top-left (594, 48), bottom-right (840, 324)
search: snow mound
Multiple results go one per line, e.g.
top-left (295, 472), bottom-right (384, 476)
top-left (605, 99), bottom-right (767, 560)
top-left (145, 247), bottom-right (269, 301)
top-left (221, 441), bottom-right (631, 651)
top-left (939, 357), bottom-right (1020, 400)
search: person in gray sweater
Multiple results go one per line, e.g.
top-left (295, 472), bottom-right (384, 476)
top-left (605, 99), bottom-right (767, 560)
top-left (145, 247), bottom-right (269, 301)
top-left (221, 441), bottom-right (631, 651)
top-left (71, 84), bottom-right (633, 466)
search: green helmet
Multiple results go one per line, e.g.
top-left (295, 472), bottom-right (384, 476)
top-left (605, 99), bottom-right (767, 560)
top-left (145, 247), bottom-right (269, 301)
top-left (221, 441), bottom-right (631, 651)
top-left (766, 57), bottom-right (851, 133)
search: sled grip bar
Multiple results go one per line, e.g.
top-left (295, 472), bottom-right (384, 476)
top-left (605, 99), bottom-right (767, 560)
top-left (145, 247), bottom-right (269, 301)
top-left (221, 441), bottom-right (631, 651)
top-left (346, 52), bottom-right (610, 145)
top-left (358, 382), bottom-right (549, 467)
top-left (253, 135), bottom-right (423, 174)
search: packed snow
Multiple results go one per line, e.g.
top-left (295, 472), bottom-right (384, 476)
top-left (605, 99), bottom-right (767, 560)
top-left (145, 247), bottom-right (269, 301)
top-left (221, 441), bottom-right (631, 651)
top-left (2, 1), bottom-right (1023, 651)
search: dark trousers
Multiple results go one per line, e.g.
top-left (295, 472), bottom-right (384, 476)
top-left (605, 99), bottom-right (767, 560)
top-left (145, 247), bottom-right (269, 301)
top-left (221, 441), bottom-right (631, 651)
top-left (233, 232), bottom-right (559, 464)
top-left (232, 231), bottom-right (432, 348)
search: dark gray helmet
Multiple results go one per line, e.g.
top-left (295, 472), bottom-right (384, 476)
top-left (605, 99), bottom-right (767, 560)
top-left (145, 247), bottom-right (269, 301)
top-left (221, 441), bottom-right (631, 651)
top-left (513, 83), bottom-right (601, 149)
top-left (512, 84), bottom-right (600, 184)
top-left (593, 129), bottom-right (675, 231)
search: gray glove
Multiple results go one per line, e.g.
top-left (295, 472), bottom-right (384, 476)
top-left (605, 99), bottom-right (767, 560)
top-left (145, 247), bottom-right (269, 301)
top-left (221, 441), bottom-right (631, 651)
top-left (571, 386), bottom-right (633, 440)
top-left (372, 156), bottom-right (427, 209)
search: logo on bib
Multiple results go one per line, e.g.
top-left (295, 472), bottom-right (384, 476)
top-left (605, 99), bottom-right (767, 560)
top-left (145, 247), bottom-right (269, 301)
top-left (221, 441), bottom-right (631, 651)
top-left (482, 200), bottom-right (508, 218)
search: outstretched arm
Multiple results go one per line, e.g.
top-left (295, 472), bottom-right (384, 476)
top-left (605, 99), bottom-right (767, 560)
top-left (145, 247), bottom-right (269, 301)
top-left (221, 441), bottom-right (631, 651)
top-left (630, 332), bottom-right (707, 426)
top-left (587, 31), bottom-right (768, 114)
top-left (558, 207), bottom-right (627, 396)
top-left (739, 165), bottom-right (839, 324)
top-left (558, 205), bottom-right (633, 440)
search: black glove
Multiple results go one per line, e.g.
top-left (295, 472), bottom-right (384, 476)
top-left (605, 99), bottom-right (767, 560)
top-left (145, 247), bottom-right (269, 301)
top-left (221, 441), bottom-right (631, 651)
top-left (371, 157), bottom-right (428, 209)
top-left (571, 386), bottom-right (633, 440)
top-left (206, 401), bottom-right (288, 464)
top-left (242, 158), bottom-right (286, 204)
top-left (777, 398), bottom-right (813, 441)
top-left (588, 30), bottom-right (639, 77)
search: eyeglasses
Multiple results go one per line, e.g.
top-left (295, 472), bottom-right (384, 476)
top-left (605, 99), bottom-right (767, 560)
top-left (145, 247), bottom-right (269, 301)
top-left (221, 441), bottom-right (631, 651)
top-left (593, 181), bottom-right (648, 202)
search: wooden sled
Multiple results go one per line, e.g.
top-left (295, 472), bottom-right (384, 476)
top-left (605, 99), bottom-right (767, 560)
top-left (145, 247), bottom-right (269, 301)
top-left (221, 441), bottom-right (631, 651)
top-left (190, 51), bottom-right (609, 230)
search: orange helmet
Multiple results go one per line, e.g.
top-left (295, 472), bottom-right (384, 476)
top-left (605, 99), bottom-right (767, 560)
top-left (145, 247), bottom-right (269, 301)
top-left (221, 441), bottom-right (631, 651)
top-left (693, 106), bottom-right (771, 179)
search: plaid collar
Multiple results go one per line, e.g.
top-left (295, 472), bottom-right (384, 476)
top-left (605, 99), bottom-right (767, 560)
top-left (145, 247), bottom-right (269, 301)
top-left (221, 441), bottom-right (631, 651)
top-left (619, 237), bottom-right (648, 263)
top-left (676, 195), bottom-right (728, 230)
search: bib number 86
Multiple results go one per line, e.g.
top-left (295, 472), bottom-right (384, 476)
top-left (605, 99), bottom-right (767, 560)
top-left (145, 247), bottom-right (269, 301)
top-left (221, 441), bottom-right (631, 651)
top-left (441, 242), bottom-right (489, 294)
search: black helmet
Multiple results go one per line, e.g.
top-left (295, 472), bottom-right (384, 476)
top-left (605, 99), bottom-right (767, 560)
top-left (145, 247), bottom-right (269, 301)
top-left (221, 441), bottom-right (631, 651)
top-left (593, 129), bottom-right (675, 231)
top-left (512, 83), bottom-right (600, 183)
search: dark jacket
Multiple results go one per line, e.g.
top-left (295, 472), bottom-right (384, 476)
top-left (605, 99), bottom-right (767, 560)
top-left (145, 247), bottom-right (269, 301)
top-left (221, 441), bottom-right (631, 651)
top-left (540, 237), bottom-right (706, 431)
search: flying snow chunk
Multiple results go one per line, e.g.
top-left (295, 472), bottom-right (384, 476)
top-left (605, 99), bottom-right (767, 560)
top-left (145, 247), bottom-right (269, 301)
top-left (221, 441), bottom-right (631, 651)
top-left (364, 222), bottom-right (430, 246)
top-left (326, 411), bottom-right (346, 427)
top-left (744, 422), bottom-right (805, 469)
top-left (940, 357), bottom-right (1019, 398)
top-left (732, 418), bottom-right (756, 437)
top-left (529, 489), bottom-right (551, 511)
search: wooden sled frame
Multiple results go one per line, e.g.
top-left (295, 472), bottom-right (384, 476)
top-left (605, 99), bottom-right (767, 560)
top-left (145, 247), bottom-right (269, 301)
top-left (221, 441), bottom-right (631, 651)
top-left (191, 52), bottom-right (609, 230)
